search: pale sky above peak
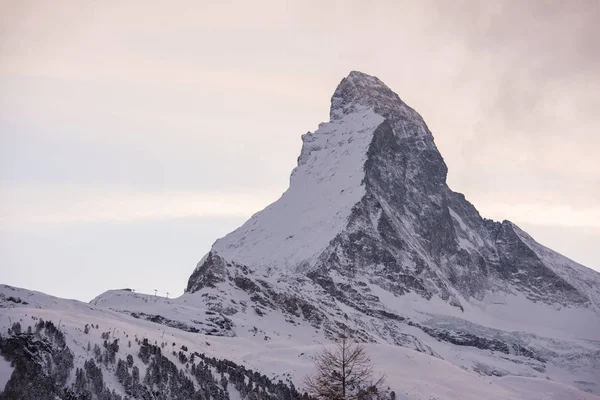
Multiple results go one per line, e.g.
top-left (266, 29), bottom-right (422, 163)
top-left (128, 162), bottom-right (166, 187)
top-left (1, 0), bottom-right (598, 301)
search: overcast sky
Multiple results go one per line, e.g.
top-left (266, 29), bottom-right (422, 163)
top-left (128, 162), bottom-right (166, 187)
top-left (1, 1), bottom-right (598, 301)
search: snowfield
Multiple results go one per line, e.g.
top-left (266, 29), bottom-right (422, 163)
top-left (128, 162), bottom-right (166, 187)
top-left (1, 284), bottom-right (599, 399)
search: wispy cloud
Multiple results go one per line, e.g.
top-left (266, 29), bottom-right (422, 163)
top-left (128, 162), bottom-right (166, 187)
top-left (0, 185), bottom-right (281, 225)
top-left (2, 184), bottom-right (598, 230)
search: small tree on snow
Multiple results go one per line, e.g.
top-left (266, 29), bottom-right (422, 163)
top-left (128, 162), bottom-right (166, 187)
top-left (304, 336), bottom-right (388, 399)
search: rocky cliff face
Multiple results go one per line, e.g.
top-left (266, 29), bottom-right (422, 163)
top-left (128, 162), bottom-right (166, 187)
top-left (186, 71), bottom-right (598, 314)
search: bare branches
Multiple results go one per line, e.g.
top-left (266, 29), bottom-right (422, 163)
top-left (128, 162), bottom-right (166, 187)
top-left (304, 337), bottom-right (389, 400)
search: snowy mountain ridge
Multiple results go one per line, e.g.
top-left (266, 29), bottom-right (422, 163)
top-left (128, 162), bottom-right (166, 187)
top-left (182, 71), bottom-right (600, 395)
top-left (187, 70), bottom-right (600, 315)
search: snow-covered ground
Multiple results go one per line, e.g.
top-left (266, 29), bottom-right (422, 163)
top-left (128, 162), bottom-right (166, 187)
top-left (1, 284), bottom-right (598, 399)
top-left (82, 274), bottom-right (600, 396)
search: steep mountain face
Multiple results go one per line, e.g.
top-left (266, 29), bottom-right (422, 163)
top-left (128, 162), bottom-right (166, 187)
top-left (183, 71), bottom-right (600, 393)
top-left (186, 70), bottom-right (598, 319)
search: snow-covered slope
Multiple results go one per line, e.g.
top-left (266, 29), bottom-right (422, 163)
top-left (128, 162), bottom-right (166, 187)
top-left (2, 285), bottom-right (599, 400)
top-left (513, 224), bottom-right (600, 311)
top-left (210, 107), bottom-right (384, 273)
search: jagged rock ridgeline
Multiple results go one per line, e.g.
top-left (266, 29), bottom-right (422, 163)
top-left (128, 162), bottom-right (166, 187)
top-left (186, 71), bottom-right (599, 314)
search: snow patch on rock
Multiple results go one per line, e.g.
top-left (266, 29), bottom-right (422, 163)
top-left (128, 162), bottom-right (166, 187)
top-left (210, 107), bottom-right (384, 273)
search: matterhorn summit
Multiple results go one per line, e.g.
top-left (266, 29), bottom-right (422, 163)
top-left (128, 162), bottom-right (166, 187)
top-left (183, 71), bottom-right (600, 393)
top-left (187, 70), bottom-right (599, 316)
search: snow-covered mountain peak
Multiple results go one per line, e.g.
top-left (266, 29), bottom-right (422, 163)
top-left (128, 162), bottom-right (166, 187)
top-left (188, 72), bottom-right (600, 313)
top-left (330, 71), bottom-right (393, 118)
top-left (330, 71), bottom-right (425, 130)
top-left (2, 72), bottom-right (600, 399)
top-left (185, 73), bottom-right (452, 284)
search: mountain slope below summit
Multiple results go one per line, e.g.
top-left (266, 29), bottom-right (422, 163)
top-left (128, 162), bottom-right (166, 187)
top-left (2, 284), bottom-right (600, 400)
top-left (514, 224), bottom-right (600, 311)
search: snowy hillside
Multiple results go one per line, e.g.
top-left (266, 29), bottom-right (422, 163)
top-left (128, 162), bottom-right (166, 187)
top-left (1, 285), bottom-right (599, 400)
